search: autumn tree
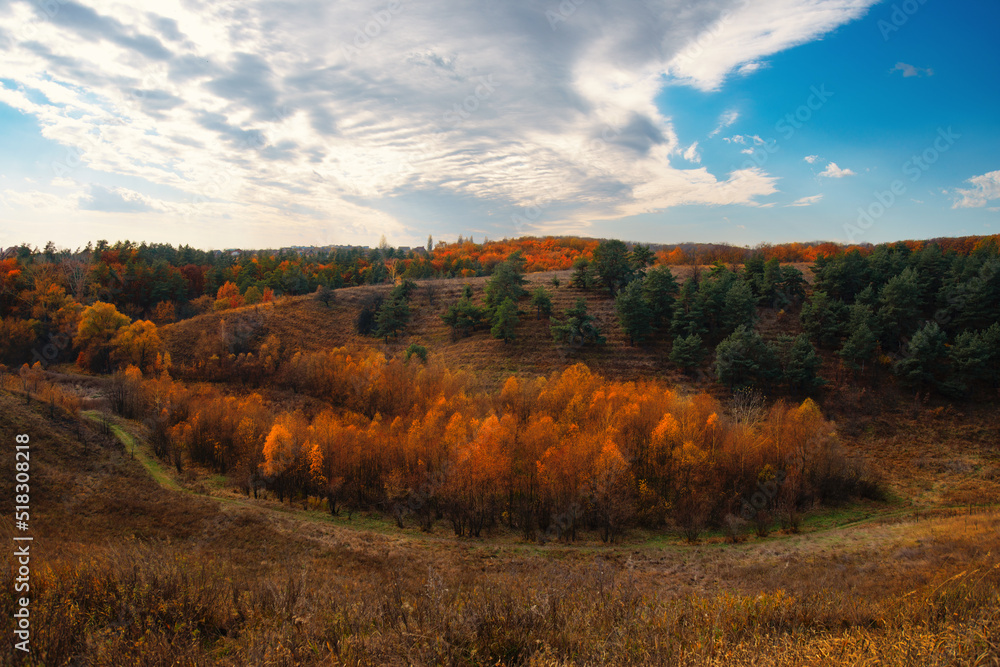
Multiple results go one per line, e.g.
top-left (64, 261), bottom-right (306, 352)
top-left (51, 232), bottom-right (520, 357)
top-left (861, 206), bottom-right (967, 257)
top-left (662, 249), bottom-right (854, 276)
top-left (76, 301), bottom-right (131, 372)
top-left (111, 320), bottom-right (164, 373)
top-left (214, 281), bottom-right (244, 311)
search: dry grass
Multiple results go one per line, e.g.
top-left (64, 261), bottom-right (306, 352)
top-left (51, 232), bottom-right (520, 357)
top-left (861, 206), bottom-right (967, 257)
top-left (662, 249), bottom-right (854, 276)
top-left (159, 264), bottom-right (814, 390)
top-left (2, 390), bottom-right (999, 666)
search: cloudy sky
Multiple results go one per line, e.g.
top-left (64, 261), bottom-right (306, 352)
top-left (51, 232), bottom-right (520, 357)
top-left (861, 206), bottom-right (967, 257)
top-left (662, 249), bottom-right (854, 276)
top-left (0, 0), bottom-right (997, 250)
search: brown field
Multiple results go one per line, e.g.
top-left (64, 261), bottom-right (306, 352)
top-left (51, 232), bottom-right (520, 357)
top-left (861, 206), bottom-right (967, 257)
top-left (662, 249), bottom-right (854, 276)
top-left (2, 390), bottom-right (999, 665)
top-left (160, 263), bottom-right (814, 388)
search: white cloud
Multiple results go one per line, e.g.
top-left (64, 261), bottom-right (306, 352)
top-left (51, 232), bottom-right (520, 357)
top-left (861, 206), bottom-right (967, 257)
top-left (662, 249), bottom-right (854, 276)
top-left (725, 134), bottom-right (765, 146)
top-left (786, 194), bottom-right (823, 207)
top-left (682, 141), bottom-right (701, 163)
top-left (952, 170), bottom-right (1000, 208)
top-left (804, 154), bottom-right (819, 163)
top-left (737, 61), bottom-right (766, 76)
top-left (0, 0), bottom-right (877, 245)
top-left (709, 109), bottom-right (740, 137)
top-left (667, 0), bottom-right (878, 91)
top-left (819, 162), bottom-right (855, 178)
top-left (891, 62), bottom-right (933, 78)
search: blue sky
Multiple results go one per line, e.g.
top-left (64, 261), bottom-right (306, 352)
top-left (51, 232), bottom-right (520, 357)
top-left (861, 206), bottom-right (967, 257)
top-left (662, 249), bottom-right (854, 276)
top-left (0, 0), bottom-right (997, 250)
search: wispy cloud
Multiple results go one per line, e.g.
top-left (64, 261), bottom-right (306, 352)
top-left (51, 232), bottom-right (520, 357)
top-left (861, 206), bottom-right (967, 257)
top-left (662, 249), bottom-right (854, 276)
top-left (709, 110), bottom-right (740, 137)
top-left (804, 154), bottom-right (819, 164)
top-left (819, 162), bottom-right (855, 178)
top-left (786, 194), bottom-right (823, 207)
top-left (79, 184), bottom-right (158, 213)
top-left (667, 0), bottom-right (877, 90)
top-left (0, 0), bottom-right (881, 245)
top-left (891, 62), bottom-right (933, 78)
top-left (952, 170), bottom-right (1000, 208)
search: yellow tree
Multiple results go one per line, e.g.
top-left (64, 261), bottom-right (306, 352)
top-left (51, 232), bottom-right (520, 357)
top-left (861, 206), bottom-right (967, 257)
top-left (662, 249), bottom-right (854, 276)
top-left (111, 320), bottom-right (163, 372)
top-left (76, 301), bottom-right (131, 371)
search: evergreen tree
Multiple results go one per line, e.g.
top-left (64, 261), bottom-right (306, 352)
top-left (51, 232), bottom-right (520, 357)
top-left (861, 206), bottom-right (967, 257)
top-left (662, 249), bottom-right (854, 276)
top-left (491, 297), bottom-right (519, 343)
top-left (615, 280), bottom-right (653, 346)
top-left (374, 286), bottom-right (411, 342)
top-left (570, 257), bottom-right (595, 290)
top-left (484, 252), bottom-right (527, 311)
top-left (629, 243), bottom-right (655, 273)
top-left (671, 278), bottom-right (707, 339)
top-left (643, 266), bottom-right (679, 334)
top-left (893, 320), bottom-right (947, 390)
top-left (878, 267), bottom-right (922, 350)
top-left (714, 325), bottom-right (780, 390)
top-left (593, 239), bottom-right (634, 295)
top-left (531, 286), bottom-right (553, 320)
top-left (800, 290), bottom-right (847, 349)
top-left (778, 265), bottom-right (807, 305)
top-left (758, 257), bottom-right (782, 307)
top-left (670, 333), bottom-right (705, 373)
top-left (839, 323), bottom-right (878, 374)
top-left (441, 286), bottom-right (485, 338)
top-left (551, 298), bottom-right (605, 347)
top-left (722, 278), bottom-right (757, 335)
top-left (783, 333), bottom-right (825, 395)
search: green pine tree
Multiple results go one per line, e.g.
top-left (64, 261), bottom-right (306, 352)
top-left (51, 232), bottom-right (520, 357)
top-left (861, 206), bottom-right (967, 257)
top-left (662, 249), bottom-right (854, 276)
top-left (531, 286), bottom-right (553, 320)
top-left (615, 280), bottom-right (652, 346)
top-left (491, 297), bottom-right (519, 343)
top-left (839, 322), bottom-right (878, 374)
top-left (669, 333), bottom-right (705, 373)
top-left (784, 333), bottom-right (825, 395)
top-left (714, 325), bottom-right (780, 390)
top-left (893, 320), bottom-right (947, 389)
top-left (551, 298), bottom-right (605, 347)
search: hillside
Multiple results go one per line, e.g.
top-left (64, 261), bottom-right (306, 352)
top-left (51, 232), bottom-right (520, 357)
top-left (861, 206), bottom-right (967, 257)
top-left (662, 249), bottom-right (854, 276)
top-left (3, 390), bottom-right (999, 665)
top-left (160, 264), bottom-right (814, 388)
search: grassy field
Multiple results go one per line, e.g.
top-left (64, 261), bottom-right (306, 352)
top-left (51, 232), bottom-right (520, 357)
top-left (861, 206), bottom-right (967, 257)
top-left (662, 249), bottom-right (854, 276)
top-left (2, 387), bottom-right (999, 665)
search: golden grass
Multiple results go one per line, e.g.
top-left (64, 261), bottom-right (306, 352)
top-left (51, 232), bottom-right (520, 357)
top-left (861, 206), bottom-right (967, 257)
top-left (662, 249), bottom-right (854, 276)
top-left (2, 390), bottom-right (999, 666)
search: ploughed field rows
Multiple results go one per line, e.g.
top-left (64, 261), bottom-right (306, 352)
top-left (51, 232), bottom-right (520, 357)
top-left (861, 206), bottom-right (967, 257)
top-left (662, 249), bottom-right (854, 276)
top-left (161, 263), bottom-right (815, 387)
